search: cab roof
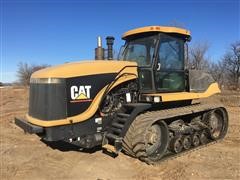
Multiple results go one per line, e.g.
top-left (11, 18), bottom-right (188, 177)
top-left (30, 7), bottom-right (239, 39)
top-left (122, 25), bottom-right (191, 40)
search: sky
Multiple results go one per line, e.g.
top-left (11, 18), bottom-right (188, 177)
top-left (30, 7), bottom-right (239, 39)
top-left (0, 0), bottom-right (239, 83)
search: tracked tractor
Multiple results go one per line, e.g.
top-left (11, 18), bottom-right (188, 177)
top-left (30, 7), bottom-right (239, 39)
top-left (15, 26), bottom-right (228, 164)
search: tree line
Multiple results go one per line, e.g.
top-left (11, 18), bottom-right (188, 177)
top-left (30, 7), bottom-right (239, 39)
top-left (189, 41), bottom-right (240, 90)
top-left (16, 62), bottom-right (50, 86)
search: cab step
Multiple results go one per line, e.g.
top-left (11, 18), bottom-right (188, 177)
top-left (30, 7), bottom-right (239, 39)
top-left (103, 132), bottom-right (123, 154)
top-left (102, 144), bottom-right (118, 154)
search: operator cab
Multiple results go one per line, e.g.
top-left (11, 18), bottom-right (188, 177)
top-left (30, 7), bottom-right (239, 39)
top-left (119, 26), bottom-right (191, 93)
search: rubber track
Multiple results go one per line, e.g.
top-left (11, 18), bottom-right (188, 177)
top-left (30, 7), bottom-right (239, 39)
top-left (122, 103), bottom-right (225, 164)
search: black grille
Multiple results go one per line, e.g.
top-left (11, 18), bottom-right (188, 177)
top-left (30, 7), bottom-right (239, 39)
top-left (29, 82), bottom-right (67, 120)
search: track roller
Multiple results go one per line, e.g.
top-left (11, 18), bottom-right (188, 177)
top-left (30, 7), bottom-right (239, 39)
top-left (200, 130), bottom-right (209, 144)
top-left (192, 133), bottom-right (200, 147)
top-left (169, 136), bottom-right (183, 153)
top-left (182, 135), bottom-right (192, 150)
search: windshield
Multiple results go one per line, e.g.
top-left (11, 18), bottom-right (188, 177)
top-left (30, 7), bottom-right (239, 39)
top-left (119, 35), bottom-right (158, 66)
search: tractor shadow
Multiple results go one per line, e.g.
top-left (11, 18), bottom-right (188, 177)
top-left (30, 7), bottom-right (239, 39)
top-left (40, 139), bottom-right (102, 154)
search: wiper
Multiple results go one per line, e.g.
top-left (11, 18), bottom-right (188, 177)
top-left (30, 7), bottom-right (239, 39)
top-left (122, 44), bottom-right (129, 58)
top-left (167, 42), bottom-right (178, 55)
top-left (118, 44), bottom-right (129, 60)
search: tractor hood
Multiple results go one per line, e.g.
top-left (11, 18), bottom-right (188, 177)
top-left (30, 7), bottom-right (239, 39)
top-left (31, 60), bottom-right (138, 79)
top-left (27, 60), bottom-right (138, 127)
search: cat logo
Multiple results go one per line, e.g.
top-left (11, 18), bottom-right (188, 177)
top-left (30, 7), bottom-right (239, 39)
top-left (70, 85), bottom-right (92, 103)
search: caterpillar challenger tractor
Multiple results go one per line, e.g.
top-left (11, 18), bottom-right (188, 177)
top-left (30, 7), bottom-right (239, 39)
top-left (15, 26), bottom-right (228, 164)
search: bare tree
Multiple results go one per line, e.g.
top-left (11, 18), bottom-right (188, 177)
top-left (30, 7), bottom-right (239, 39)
top-left (208, 61), bottom-right (225, 87)
top-left (189, 42), bottom-right (210, 70)
top-left (222, 41), bottom-right (240, 89)
top-left (16, 62), bottom-right (50, 86)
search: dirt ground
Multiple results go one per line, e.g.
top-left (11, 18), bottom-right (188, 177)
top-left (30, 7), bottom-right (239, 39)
top-left (0, 87), bottom-right (239, 180)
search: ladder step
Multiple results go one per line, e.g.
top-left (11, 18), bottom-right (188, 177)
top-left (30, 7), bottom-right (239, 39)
top-left (112, 122), bottom-right (124, 129)
top-left (117, 113), bottom-right (130, 118)
top-left (117, 117), bottom-right (127, 123)
top-left (106, 133), bottom-right (121, 140)
top-left (111, 127), bottom-right (122, 134)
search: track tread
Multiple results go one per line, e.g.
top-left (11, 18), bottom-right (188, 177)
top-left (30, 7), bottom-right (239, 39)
top-left (122, 103), bottom-right (227, 164)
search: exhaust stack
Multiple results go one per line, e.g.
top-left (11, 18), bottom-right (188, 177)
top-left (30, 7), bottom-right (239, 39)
top-left (95, 36), bottom-right (105, 60)
top-left (97, 36), bottom-right (102, 47)
top-left (106, 36), bottom-right (115, 60)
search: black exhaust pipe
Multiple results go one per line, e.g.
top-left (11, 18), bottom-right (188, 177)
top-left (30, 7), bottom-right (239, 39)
top-left (106, 36), bottom-right (115, 60)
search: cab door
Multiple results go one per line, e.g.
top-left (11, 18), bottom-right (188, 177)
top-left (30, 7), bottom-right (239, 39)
top-left (154, 34), bottom-right (186, 92)
top-left (121, 34), bottom-right (158, 93)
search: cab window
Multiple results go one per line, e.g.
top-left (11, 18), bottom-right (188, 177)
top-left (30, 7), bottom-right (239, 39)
top-left (120, 35), bottom-right (157, 67)
top-left (158, 35), bottom-right (184, 70)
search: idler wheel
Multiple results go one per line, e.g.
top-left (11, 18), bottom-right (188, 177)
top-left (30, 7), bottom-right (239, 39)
top-left (208, 112), bottom-right (224, 140)
top-left (145, 121), bottom-right (169, 161)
